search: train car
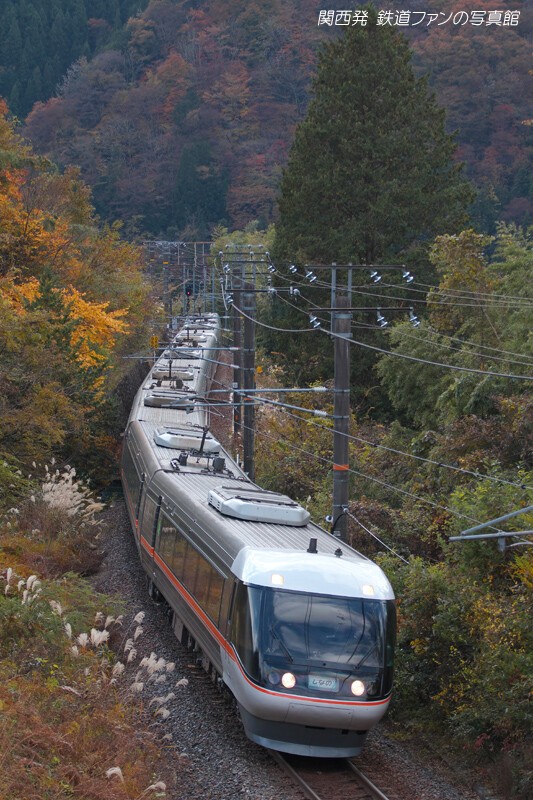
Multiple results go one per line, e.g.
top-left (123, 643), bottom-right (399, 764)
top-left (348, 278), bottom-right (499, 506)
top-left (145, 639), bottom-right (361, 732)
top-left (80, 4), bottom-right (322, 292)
top-left (121, 314), bottom-right (396, 757)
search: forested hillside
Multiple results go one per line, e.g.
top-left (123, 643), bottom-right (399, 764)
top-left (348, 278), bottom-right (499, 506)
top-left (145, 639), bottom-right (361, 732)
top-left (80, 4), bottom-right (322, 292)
top-left (0, 0), bottom-right (147, 117)
top-left (0, 4), bottom-right (531, 796)
top-left (22, 0), bottom-right (532, 237)
top-left (0, 100), bottom-right (154, 498)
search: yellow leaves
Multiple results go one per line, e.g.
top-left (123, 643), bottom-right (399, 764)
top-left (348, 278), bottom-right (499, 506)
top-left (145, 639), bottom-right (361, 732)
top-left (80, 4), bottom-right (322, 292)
top-left (0, 278), bottom-right (128, 378)
top-left (513, 551), bottom-right (533, 592)
top-left (410, 637), bottom-right (429, 655)
top-left (1, 277), bottom-right (41, 311)
top-left (428, 229), bottom-right (495, 333)
top-left (64, 287), bottom-right (128, 371)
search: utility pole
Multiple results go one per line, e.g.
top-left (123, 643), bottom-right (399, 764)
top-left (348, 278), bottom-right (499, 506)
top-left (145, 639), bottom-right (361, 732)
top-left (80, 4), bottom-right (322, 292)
top-left (305, 263), bottom-right (419, 541)
top-left (163, 261), bottom-right (170, 318)
top-left (242, 281), bottom-right (256, 480)
top-left (332, 294), bottom-right (351, 541)
top-left (232, 262), bottom-right (243, 435)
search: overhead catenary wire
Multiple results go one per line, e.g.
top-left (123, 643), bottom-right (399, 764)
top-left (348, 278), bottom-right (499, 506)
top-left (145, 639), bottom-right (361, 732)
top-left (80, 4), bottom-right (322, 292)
top-left (220, 297), bottom-right (531, 491)
top-left (154, 266), bottom-right (529, 533)
top-left (207, 365), bottom-right (531, 492)
top-left (256, 269), bottom-right (533, 365)
top-left (268, 264), bottom-right (533, 308)
top-left (268, 404), bottom-right (533, 491)
top-left (292, 292), bottom-right (533, 366)
top-left (238, 418), bottom-right (509, 534)
top-left (323, 325), bottom-right (533, 381)
top-left (270, 260), bottom-right (533, 304)
top-left (258, 292), bottom-right (533, 378)
top-left (275, 289), bottom-right (533, 369)
top-left (212, 263), bottom-right (531, 514)
top-left (346, 511), bottom-right (409, 564)
top-left (231, 302), bottom-right (533, 382)
top-left (424, 324), bottom-right (533, 364)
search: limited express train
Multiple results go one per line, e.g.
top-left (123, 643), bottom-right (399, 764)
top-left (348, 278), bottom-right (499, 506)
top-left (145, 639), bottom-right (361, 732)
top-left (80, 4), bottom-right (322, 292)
top-left (121, 313), bottom-right (396, 757)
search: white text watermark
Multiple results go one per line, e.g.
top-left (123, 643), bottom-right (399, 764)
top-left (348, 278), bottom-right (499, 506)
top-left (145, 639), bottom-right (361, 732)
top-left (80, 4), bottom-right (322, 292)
top-left (317, 9), bottom-right (521, 26)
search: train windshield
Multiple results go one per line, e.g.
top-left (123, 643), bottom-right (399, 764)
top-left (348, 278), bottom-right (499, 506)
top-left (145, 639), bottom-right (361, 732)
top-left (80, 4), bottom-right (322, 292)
top-left (262, 589), bottom-right (387, 667)
top-left (231, 584), bottom-right (395, 699)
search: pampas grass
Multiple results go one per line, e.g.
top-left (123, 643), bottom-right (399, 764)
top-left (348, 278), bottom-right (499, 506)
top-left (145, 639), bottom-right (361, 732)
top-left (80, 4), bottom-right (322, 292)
top-left (40, 465), bottom-right (104, 521)
top-left (0, 463), bottom-right (108, 579)
top-left (0, 573), bottom-right (172, 798)
top-left (1, 462), bottom-right (174, 799)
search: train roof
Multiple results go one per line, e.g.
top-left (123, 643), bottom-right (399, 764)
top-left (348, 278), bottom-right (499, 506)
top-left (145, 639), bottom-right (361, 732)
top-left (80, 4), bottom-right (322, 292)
top-left (126, 314), bottom-right (394, 601)
top-left (151, 467), bottom-right (393, 599)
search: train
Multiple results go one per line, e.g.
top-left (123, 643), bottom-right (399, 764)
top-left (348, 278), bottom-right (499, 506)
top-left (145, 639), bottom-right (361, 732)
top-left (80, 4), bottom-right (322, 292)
top-left (121, 313), bottom-right (396, 757)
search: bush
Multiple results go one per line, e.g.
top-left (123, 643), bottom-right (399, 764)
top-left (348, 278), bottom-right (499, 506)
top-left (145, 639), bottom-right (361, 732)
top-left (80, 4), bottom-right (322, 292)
top-left (0, 464), bottom-right (106, 578)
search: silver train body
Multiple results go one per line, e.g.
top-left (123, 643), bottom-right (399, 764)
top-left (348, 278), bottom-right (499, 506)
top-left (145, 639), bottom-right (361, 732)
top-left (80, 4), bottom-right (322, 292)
top-left (121, 314), bottom-right (396, 757)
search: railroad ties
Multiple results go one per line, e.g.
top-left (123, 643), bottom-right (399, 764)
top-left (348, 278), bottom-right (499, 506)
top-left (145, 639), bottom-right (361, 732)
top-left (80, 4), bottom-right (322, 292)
top-left (269, 751), bottom-right (400, 800)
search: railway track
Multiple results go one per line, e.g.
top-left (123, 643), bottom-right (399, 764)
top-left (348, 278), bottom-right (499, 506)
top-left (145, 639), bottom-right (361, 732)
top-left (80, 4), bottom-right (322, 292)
top-left (269, 751), bottom-right (399, 800)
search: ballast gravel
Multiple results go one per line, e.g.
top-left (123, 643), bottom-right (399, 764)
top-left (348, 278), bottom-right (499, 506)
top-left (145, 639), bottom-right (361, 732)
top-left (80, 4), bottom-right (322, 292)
top-left (92, 501), bottom-right (489, 800)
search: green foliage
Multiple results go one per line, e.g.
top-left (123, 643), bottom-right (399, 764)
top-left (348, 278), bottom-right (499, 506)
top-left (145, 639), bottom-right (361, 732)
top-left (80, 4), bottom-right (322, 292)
top-left (0, 584), bottom-right (64, 661)
top-left (274, 7), bottom-right (473, 266)
top-left (377, 226), bottom-right (532, 429)
top-left (210, 222), bottom-right (275, 256)
top-left (265, 9), bottom-right (474, 397)
top-left (173, 140), bottom-right (229, 238)
top-left (376, 322), bottom-right (453, 427)
top-left (382, 551), bottom-right (533, 769)
top-left (0, 456), bottom-right (29, 510)
top-left (254, 387), bottom-right (336, 502)
top-left (0, 0), bottom-right (148, 117)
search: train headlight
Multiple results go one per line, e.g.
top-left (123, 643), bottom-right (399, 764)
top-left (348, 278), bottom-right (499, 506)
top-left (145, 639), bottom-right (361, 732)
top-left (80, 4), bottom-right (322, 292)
top-left (281, 672), bottom-right (296, 689)
top-left (267, 671), bottom-right (281, 685)
top-left (350, 679), bottom-right (366, 697)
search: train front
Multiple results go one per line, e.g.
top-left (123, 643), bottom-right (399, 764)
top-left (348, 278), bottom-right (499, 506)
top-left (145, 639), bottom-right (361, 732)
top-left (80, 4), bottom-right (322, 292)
top-left (222, 549), bottom-right (396, 757)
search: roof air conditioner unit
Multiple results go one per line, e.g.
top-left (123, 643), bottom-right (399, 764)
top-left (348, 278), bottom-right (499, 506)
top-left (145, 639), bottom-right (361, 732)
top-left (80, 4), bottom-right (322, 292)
top-left (208, 486), bottom-right (310, 526)
top-left (154, 428), bottom-right (220, 453)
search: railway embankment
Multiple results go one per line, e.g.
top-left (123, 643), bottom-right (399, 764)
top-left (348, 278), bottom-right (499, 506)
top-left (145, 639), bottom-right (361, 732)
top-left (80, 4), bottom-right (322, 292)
top-left (92, 498), bottom-right (486, 800)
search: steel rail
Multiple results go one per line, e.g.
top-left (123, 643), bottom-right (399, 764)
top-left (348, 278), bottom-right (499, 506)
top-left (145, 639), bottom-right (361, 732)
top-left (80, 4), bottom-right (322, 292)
top-left (347, 760), bottom-right (394, 800)
top-left (267, 750), bottom-right (322, 800)
top-left (268, 750), bottom-right (394, 800)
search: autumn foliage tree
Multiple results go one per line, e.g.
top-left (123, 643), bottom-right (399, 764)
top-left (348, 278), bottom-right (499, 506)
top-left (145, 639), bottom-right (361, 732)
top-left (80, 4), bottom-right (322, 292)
top-left (274, 8), bottom-right (473, 266)
top-left (409, 0), bottom-right (532, 231)
top-left (17, 0), bottom-right (531, 238)
top-left (0, 100), bottom-right (153, 497)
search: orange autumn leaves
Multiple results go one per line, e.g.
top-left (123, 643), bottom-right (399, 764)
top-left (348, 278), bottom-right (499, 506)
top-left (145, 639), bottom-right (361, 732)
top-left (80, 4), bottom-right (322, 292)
top-left (5, 278), bottom-right (127, 374)
top-left (0, 99), bottom-right (133, 387)
top-left (0, 100), bottom-right (152, 477)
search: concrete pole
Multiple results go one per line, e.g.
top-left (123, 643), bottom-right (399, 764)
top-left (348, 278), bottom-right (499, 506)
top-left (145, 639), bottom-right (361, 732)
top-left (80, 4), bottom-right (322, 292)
top-left (242, 281), bottom-right (256, 481)
top-left (332, 294), bottom-right (351, 541)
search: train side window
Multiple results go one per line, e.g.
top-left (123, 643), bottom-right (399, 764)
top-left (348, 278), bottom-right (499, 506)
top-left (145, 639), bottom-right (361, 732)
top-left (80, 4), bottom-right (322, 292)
top-left (219, 580), bottom-right (236, 632)
top-left (151, 497), bottom-right (162, 548)
top-left (231, 582), bottom-right (259, 679)
top-left (135, 474), bottom-right (145, 519)
top-left (194, 555), bottom-right (211, 607)
top-left (158, 515), bottom-right (178, 565)
top-left (171, 533), bottom-right (187, 580)
top-left (154, 514), bottom-right (226, 626)
top-left (140, 492), bottom-right (157, 543)
top-left (205, 571), bottom-right (224, 624)
top-left (182, 543), bottom-right (200, 597)
top-left (122, 445), bottom-right (141, 508)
